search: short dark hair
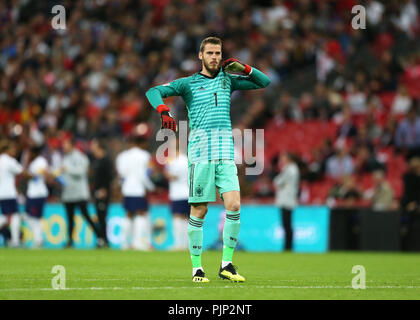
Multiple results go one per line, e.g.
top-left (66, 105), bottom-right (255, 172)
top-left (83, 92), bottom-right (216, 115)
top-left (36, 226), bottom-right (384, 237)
top-left (129, 135), bottom-right (147, 145)
top-left (93, 139), bottom-right (107, 151)
top-left (64, 136), bottom-right (76, 146)
top-left (200, 36), bottom-right (222, 52)
top-left (285, 152), bottom-right (299, 164)
top-left (31, 145), bottom-right (44, 156)
top-left (408, 105), bottom-right (418, 115)
top-left (0, 139), bottom-right (9, 153)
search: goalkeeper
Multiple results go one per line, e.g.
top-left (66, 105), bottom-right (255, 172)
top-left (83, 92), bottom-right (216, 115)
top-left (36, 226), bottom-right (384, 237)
top-left (146, 36), bottom-right (270, 282)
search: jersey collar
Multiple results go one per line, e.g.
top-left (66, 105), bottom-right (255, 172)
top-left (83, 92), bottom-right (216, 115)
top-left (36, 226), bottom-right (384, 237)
top-left (198, 68), bottom-right (221, 79)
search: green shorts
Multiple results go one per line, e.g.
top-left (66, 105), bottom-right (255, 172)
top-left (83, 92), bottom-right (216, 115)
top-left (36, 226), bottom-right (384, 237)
top-left (188, 159), bottom-right (240, 204)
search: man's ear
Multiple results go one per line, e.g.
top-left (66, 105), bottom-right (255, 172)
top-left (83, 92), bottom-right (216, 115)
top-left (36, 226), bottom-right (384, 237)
top-left (198, 51), bottom-right (202, 61)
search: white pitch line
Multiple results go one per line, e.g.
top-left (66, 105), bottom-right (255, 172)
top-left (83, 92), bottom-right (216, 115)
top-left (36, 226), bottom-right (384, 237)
top-left (0, 278), bottom-right (189, 282)
top-left (0, 279), bottom-right (390, 283)
top-left (258, 285), bottom-right (420, 289)
top-left (1, 285), bottom-right (420, 291)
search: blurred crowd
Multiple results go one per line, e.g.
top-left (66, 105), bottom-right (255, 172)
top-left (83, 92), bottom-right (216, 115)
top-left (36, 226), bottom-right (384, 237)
top-left (0, 0), bottom-right (420, 211)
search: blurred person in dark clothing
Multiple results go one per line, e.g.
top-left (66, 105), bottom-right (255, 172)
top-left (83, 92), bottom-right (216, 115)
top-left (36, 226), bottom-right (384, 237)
top-left (401, 157), bottom-right (420, 214)
top-left (307, 146), bottom-right (330, 182)
top-left (337, 108), bottom-right (358, 139)
top-left (352, 124), bottom-right (375, 154)
top-left (276, 92), bottom-right (300, 121)
top-left (90, 139), bottom-right (114, 247)
top-left (253, 173), bottom-right (275, 198)
top-left (307, 150), bottom-right (323, 182)
top-left (353, 146), bottom-right (385, 174)
top-left (380, 116), bottom-right (398, 147)
top-left (300, 92), bottom-right (316, 120)
top-left (395, 106), bottom-right (420, 159)
top-left (400, 157), bottom-right (420, 250)
top-left (319, 138), bottom-right (335, 160)
top-left (328, 175), bottom-right (362, 207)
top-left (312, 83), bottom-right (332, 120)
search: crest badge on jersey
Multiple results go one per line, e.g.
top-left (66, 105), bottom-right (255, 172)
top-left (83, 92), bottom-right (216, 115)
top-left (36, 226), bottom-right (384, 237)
top-left (221, 78), bottom-right (228, 89)
top-left (195, 185), bottom-right (203, 197)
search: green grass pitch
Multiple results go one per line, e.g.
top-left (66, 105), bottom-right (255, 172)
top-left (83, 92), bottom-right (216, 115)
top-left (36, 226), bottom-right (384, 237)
top-left (1, 249), bottom-right (419, 300)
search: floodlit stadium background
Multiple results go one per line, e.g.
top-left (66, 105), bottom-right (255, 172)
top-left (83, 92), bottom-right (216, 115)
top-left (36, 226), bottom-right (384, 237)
top-left (0, 0), bottom-right (420, 251)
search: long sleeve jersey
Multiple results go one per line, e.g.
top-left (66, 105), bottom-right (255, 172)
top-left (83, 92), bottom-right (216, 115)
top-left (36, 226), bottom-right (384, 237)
top-left (146, 67), bottom-right (270, 163)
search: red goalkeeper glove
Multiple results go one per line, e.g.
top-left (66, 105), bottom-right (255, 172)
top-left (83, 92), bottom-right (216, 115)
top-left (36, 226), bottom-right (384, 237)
top-left (222, 58), bottom-right (252, 75)
top-left (157, 104), bottom-right (177, 132)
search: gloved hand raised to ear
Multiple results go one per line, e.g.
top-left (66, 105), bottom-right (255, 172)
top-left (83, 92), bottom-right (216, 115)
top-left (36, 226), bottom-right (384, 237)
top-left (157, 104), bottom-right (177, 132)
top-left (222, 58), bottom-right (252, 75)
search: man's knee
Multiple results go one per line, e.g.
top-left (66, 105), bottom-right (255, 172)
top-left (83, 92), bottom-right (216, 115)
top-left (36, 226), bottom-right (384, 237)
top-left (222, 191), bottom-right (241, 212)
top-left (190, 204), bottom-right (208, 219)
top-left (226, 200), bottom-right (240, 212)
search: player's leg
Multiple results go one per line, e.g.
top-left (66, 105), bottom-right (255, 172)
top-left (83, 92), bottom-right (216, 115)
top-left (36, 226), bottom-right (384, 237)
top-left (171, 201), bottom-right (181, 250)
top-left (0, 199), bottom-right (21, 247)
top-left (218, 190), bottom-right (245, 282)
top-left (132, 211), bottom-right (142, 250)
top-left (95, 196), bottom-right (109, 246)
top-left (216, 160), bottom-right (245, 282)
top-left (0, 201), bottom-right (8, 230)
top-left (132, 197), bottom-right (151, 250)
top-left (0, 212), bottom-right (8, 243)
top-left (33, 198), bottom-right (46, 248)
top-left (180, 206), bottom-right (190, 249)
top-left (9, 214), bottom-right (21, 247)
top-left (8, 199), bottom-right (21, 247)
top-left (282, 207), bottom-right (293, 251)
top-left (64, 202), bottom-right (75, 247)
top-left (171, 200), bottom-right (190, 250)
top-left (122, 209), bottom-right (134, 250)
top-left (25, 197), bottom-right (45, 248)
top-left (189, 202), bottom-right (209, 282)
top-left (0, 214), bottom-right (6, 230)
top-left (221, 190), bottom-right (241, 261)
top-left (78, 201), bottom-right (103, 246)
top-left (142, 199), bottom-right (152, 250)
top-left (187, 161), bottom-right (216, 282)
top-left (122, 197), bottom-right (134, 249)
top-left (133, 211), bottom-right (150, 250)
top-left (172, 213), bottom-right (183, 250)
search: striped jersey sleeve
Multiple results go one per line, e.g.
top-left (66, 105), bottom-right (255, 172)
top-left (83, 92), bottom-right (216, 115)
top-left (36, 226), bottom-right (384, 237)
top-left (145, 67), bottom-right (269, 163)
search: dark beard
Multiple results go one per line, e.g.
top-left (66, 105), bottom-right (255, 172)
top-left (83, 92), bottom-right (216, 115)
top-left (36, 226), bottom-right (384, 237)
top-left (203, 60), bottom-right (220, 76)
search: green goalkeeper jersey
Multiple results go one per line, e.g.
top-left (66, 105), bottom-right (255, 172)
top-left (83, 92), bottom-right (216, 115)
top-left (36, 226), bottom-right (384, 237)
top-left (146, 67), bottom-right (270, 163)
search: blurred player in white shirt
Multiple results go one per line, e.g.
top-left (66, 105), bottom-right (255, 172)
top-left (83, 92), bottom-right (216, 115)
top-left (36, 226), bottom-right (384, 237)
top-left (116, 135), bottom-right (155, 250)
top-left (24, 146), bottom-right (50, 248)
top-left (164, 137), bottom-right (190, 250)
top-left (0, 139), bottom-right (23, 247)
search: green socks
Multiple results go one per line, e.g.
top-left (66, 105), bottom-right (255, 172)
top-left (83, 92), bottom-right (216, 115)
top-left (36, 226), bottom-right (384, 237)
top-left (188, 215), bottom-right (204, 268)
top-left (188, 210), bottom-right (241, 270)
top-left (222, 210), bottom-right (240, 262)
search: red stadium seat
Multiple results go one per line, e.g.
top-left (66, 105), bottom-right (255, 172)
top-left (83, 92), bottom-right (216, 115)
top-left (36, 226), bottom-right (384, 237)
top-left (372, 33), bottom-right (394, 57)
top-left (379, 92), bottom-right (396, 111)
